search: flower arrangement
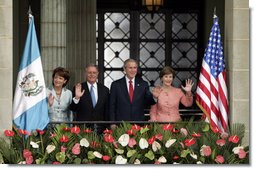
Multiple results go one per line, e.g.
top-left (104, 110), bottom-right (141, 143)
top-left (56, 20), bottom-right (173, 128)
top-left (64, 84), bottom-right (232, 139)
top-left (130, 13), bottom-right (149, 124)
top-left (0, 120), bottom-right (249, 164)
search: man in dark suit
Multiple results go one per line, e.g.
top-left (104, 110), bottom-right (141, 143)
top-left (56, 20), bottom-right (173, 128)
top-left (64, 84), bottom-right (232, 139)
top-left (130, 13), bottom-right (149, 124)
top-left (109, 59), bottom-right (155, 124)
top-left (70, 64), bottom-right (109, 133)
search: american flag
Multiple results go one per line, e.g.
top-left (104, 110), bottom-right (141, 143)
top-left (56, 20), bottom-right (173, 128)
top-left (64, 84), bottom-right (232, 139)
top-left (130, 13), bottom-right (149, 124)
top-left (196, 15), bottom-right (228, 132)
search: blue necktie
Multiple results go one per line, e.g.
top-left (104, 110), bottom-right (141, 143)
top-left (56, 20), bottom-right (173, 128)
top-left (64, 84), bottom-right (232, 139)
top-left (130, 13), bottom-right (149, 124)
top-left (90, 85), bottom-right (96, 107)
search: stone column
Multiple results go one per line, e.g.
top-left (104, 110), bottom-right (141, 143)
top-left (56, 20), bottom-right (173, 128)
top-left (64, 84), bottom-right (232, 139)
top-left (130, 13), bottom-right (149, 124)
top-left (41, 0), bottom-right (67, 86)
top-left (0, 0), bottom-right (13, 133)
top-left (66, 0), bottom-right (96, 87)
top-left (225, 0), bottom-right (249, 145)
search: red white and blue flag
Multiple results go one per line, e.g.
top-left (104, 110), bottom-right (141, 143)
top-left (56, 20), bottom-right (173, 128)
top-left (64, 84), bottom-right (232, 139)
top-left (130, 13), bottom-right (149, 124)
top-left (196, 15), bottom-right (229, 132)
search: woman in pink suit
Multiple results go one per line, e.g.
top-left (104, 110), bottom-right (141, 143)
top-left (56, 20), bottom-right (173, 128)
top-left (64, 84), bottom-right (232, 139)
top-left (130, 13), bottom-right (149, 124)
top-left (149, 66), bottom-right (194, 122)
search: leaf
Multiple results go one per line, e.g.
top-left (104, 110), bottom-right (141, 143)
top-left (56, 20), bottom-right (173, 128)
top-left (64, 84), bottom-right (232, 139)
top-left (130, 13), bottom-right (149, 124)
top-left (180, 149), bottom-right (190, 158)
top-left (145, 150), bottom-right (155, 160)
top-left (118, 134), bottom-right (130, 147)
top-left (55, 152), bottom-right (65, 163)
top-left (88, 151), bottom-right (95, 160)
top-left (202, 123), bottom-right (210, 132)
top-left (127, 150), bottom-right (137, 158)
top-left (115, 148), bottom-right (124, 154)
top-left (73, 158), bottom-right (81, 164)
top-left (140, 127), bottom-right (149, 134)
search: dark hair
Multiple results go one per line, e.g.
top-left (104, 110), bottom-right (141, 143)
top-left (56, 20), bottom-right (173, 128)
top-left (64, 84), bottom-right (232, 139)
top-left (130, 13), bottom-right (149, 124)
top-left (159, 66), bottom-right (175, 79)
top-left (52, 67), bottom-right (70, 87)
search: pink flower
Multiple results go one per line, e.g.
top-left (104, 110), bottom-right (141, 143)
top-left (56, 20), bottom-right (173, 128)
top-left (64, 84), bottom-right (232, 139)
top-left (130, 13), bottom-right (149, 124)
top-left (61, 146), bottom-right (67, 152)
top-left (36, 129), bottom-right (45, 135)
top-left (215, 155), bottom-right (224, 164)
top-left (220, 132), bottom-right (229, 139)
top-left (238, 149), bottom-right (247, 159)
top-left (216, 139), bottom-right (226, 146)
top-left (25, 155), bottom-right (33, 164)
top-left (49, 132), bottom-right (57, 138)
top-left (83, 129), bottom-right (92, 133)
top-left (173, 155), bottom-right (179, 160)
top-left (23, 149), bottom-right (32, 158)
top-left (72, 143), bottom-right (80, 155)
top-left (154, 160), bottom-right (161, 164)
top-left (200, 145), bottom-right (212, 156)
top-left (191, 133), bottom-right (201, 137)
top-left (102, 155), bottom-right (111, 161)
top-left (128, 138), bottom-right (137, 148)
top-left (155, 133), bottom-right (163, 141)
top-left (71, 126), bottom-right (80, 134)
top-left (228, 135), bottom-right (239, 143)
top-left (180, 128), bottom-right (188, 137)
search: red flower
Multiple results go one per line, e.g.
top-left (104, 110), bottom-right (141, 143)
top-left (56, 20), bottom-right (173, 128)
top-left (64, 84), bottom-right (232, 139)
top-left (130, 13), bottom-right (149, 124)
top-left (172, 128), bottom-right (179, 133)
top-left (154, 160), bottom-right (161, 164)
top-left (72, 143), bottom-right (80, 155)
top-left (52, 161), bottom-right (61, 164)
top-left (132, 124), bottom-right (141, 131)
top-left (71, 126), bottom-right (80, 134)
top-left (126, 129), bottom-right (136, 136)
top-left (191, 132), bottom-right (201, 137)
top-left (104, 134), bottom-right (114, 143)
top-left (173, 155), bottom-right (179, 160)
top-left (216, 139), bottom-right (226, 146)
top-left (60, 135), bottom-right (69, 143)
top-left (62, 127), bottom-right (70, 131)
top-left (113, 141), bottom-right (118, 149)
top-left (220, 132), bottom-right (229, 139)
top-left (103, 128), bottom-right (112, 134)
top-left (49, 132), bottom-right (57, 138)
top-left (238, 149), bottom-right (247, 159)
top-left (215, 155), bottom-right (224, 164)
top-left (155, 133), bottom-right (163, 141)
top-left (25, 155), bottom-right (33, 164)
top-left (211, 125), bottom-right (221, 133)
top-left (36, 129), bottom-right (45, 135)
top-left (19, 129), bottom-right (29, 135)
top-left (163, 124), bottom-right (173, 131)
top-left (102, 155), bottom-right (111, 161)
top-left (148, 136), bottom-right (156, 145)
top-left (4, 130), bottom-right (14, 137)
top-left (184, 138), bottom-right (196, 147)
top-left (90, 141), bottom-right (100, 148)
top-left (83, 129), bottom-right (92, 133)
top-left (228, 135), bottom-right (239, 143)
top-left (23, 149), bottom-right (32, 158)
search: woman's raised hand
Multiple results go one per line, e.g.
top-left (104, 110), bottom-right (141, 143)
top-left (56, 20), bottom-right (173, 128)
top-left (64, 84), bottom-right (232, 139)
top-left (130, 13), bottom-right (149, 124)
top-left (181, 79), bottom-right (194, 93)
top-left (152, 86), bottom-right (162, 98)
top-left (75, 83), bottom-right (85, 99)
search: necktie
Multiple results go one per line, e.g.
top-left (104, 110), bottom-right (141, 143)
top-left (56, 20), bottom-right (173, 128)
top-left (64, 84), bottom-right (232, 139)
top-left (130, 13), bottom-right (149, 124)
top-left (129, 80), bottom-right (133, 102)
top-left (90, 85), bottom-right (96, 107)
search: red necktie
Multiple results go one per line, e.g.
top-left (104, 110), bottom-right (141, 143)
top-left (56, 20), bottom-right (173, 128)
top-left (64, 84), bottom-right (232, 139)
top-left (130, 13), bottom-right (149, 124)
top-left (129, 80), bottom-right (133, 102)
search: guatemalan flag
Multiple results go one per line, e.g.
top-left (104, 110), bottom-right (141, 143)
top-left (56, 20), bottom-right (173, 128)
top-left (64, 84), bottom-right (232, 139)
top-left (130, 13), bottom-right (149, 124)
top-left (13, 14), bottom-right (49, 132)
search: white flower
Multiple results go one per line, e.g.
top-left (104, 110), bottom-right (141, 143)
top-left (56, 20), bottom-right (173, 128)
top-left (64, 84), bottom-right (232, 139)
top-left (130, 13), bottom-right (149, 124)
top-left (80, 138), bottom-right (89, 147)
top-left (158, 156), bottom-right (167, 163)
top-left (190, 152), bottom-right (197, 160)
top-left (173, 162), bottom-right (180, 164)
top-left (18, 161), bottom-right (26, 164)
top-left (115, 155), bottom-right (127, 164)
top-left (30, 141), bottom-right (39, 148)
top-left (134, 159), bottom-right (141, 164)
top-left (197, 161), bottom-right (203, 164)
top-left (93, 151), bottom-right (103, 158)
top-left (118, 134), bottom-right (130, 147)
top-left (139, 138), bottom-right (148, 149)
top-left (152, 141), bottom-right (161, 152)
top-left (165, 139), bottom-right (176, 148)
top-left (232, 146), bottom-right (244, 154)
top-left (46, 145), bottom-right (56, 154)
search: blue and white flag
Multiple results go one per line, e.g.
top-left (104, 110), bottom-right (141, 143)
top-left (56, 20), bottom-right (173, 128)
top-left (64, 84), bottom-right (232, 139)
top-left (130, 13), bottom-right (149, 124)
top-left (13, 14), bottom-right (49, 132)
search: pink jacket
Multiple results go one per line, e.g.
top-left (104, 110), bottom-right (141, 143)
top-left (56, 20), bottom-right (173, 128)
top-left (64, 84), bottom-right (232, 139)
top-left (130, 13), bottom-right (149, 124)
top-left (149, 87), bottom-right (193, 122)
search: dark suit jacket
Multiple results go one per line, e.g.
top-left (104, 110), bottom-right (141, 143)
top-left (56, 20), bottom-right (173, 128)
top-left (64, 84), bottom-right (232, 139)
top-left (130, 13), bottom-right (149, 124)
top-left (70, 82), bottom-right (110, 121)
top-left (109, 76), bottom-right (155, 121)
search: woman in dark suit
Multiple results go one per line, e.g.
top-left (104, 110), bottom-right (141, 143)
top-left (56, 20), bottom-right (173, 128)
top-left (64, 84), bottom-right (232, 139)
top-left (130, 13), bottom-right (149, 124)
top-left (109, 59), bottom-right (155, 123)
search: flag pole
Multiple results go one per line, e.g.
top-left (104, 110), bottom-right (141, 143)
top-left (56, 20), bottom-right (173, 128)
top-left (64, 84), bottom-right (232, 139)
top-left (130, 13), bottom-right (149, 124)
top-left (28, 6), bottom-right (32, 15)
